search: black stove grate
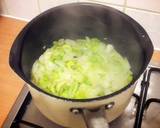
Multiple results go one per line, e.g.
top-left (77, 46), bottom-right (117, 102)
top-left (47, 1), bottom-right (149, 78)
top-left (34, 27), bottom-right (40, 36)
top-left (134, 67), bottom-right (160, 128)
top-left (11, 67), bottom-right (160, 128)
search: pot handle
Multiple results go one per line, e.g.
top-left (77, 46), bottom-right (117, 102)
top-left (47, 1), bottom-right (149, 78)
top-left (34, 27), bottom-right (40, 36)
top-left (82, 106), bottom-right (109, 128)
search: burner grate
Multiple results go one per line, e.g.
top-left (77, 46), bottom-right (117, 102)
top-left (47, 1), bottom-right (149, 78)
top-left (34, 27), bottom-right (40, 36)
top-left (10, 93), bottom-right (43, 128)
top-left (134, 67), bottom-right (160, 128)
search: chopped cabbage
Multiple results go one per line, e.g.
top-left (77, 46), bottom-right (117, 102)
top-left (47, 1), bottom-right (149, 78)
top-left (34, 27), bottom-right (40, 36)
top-left (31, 37), bottom-right (133, 99)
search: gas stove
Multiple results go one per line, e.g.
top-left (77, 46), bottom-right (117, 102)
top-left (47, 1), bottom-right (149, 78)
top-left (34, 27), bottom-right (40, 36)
top-left (3, 64), bottom-right (160, 128)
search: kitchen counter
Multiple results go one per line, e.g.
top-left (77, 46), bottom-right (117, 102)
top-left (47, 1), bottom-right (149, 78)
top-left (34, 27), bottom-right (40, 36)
top-left (0, 16), bottom-right (27, 127)
top-left (0, 16), bottom-right (160, 128)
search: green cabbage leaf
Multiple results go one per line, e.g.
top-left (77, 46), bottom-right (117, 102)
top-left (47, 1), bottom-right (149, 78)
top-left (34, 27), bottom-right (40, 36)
top-left (31, 37), bottom-right (133, 99)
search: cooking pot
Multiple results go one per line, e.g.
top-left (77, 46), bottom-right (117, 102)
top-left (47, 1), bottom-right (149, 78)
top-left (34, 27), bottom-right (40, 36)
top-left (9, 3), bottom-right (153, 128)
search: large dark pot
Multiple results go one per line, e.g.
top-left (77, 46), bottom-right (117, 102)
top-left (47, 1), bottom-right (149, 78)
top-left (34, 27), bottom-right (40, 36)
top-left (9, 3), bottom-right (153, 128)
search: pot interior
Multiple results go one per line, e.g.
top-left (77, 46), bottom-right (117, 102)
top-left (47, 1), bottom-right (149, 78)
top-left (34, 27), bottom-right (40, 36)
top-left (11, 3), bottom-right (153, 100)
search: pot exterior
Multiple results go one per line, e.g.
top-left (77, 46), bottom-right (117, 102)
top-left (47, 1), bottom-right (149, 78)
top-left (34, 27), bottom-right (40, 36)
top-left (28, 84), bottom-right (136, 128)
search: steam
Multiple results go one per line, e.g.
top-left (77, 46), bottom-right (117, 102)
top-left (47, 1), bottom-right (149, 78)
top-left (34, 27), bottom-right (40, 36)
top-left (53, 5), bottom-right (110, 40)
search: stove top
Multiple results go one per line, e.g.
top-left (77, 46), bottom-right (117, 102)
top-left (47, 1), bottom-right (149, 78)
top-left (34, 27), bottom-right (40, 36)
top-left (3, 65), bottom-right (160, 128)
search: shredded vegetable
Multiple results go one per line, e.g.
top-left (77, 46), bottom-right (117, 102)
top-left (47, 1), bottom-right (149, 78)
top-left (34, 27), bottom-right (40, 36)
top-left (31, 37), bottom-right (133, 99)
